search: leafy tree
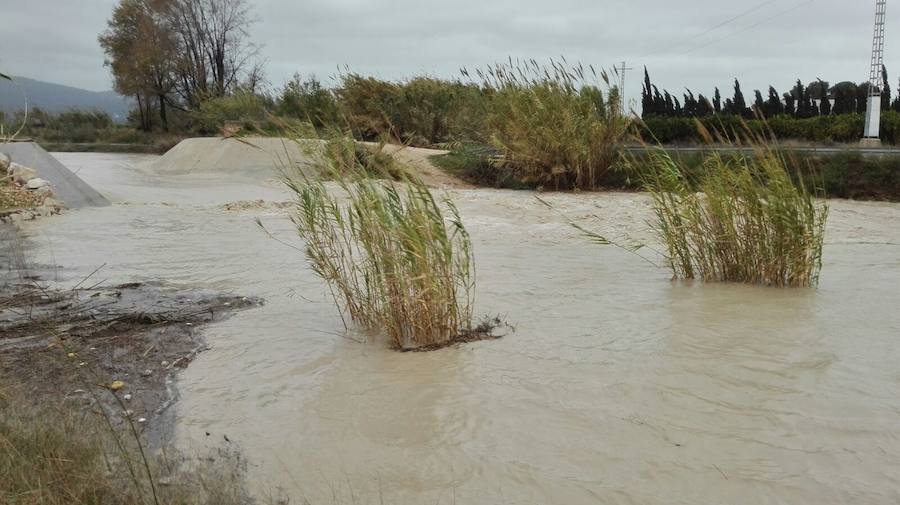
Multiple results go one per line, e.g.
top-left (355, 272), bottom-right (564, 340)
top-left (831, 81), bottom-right (858, 115)
top-left (857, 82), bottom-right (872, 114)
top-left (882, 65), bottom-right (892, 111)
top-left (100, 0), bottom-right (260, 129)
top-left (713, 87), bottom-right (722, 114)
top-left (99, 0), bottom-right (177, 130)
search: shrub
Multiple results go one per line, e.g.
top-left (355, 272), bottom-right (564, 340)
top-left (191, 92), bottom-right (272, 134)
top-left (479, 60), bottom-right (630, 190)
top-left (336, 74), bottom-right (487, 146)
top-left (635, 125), bottom-right (828, 287)
top-left (277, 74), bottom-right (340, 129)
top-left (285, 137), bottom-right (482, 350)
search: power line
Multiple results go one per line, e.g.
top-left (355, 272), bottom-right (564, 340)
top-left (641, 0), bottom-right (779, 58)
top-left (678, 0), bottom-right (816, 56)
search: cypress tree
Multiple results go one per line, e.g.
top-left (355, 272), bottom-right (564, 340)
top-left (652, 85), bottom-right (666, 116)
top-left (882, 66), bottom-right (891, 111)
top-left (732, 79), bottom-right (748, 117)
top-left (893, 79), bottom-right (900, 112)
top-left (765, 86), bottom-right (784, 116)
top-left (664, 91), bottom-right (675, 116)
top-left (713, 87), bottom-right (722, 114)
top-left (641, 67), bottom-right (654, 117)
top-left (817, 80), bottom-right (832, 116)
top-left (753, 90), bottom-right (765, 116)
top-left (683, 89), bottom-right (698, 117)
top-left (697, 94), bottom-right (713, 116)
top-left (795, 80), bottom-right (815, 118)
top-left (784, 92), bottom-right (796, 115)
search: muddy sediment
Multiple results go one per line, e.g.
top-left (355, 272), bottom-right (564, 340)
top-left (1, 227), bottom-right (261, 446)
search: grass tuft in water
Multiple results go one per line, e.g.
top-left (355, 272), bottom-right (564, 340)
top-left (636, 123), bottom-right (828, 287)
top-left (284, 136), bottom-right (483, 350)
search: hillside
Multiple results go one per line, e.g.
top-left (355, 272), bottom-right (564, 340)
top-left (0, 76), bottom-right (131, 121)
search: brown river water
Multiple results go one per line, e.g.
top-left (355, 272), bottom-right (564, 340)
top-left (14, 153), bottom-right (900, 504)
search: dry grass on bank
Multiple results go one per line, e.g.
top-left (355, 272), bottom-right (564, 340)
top-left (0, 387), bottom-right (246, 505)
top-left (0, 178), bottom-right (42, 212)
top-left (636, 125), bottom-right (828, 287)
top-left (283, 137), bottom-right (484, 350)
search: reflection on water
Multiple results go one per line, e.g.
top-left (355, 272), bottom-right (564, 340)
top-left (13, 153), bottom-right (900, 504)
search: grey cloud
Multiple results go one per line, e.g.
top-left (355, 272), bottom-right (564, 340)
top-left (0, 0), bottom-right (891, 107)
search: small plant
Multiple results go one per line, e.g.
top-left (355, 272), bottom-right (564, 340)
top-left (636, 123), bottom-right (828, 287)
top-left (284, 137), bottom-right (486, 350)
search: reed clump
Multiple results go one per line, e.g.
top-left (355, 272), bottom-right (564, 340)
top-left (637, 125), bottom-right (828, 287)
top-left (475, 59), bottom-right (630, 190)
top-left (286, 137), bottom-right (481, 350)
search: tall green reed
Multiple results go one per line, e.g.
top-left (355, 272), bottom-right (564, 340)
top-left (284, 136), bottom-right (477, 350)
top-left (636, 123), bottom-right (828, 287)
top-left (471, 58), bottom-right (630, 190)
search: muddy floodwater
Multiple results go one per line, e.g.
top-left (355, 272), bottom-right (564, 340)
top-left (14, 153), bottom-right (900, 504)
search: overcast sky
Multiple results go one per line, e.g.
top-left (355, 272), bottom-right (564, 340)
top-left (0, 0), bottom-right (893, 107)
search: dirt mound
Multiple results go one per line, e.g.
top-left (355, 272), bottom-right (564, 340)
top-left (146, 136), bottom-right (470, 188)
top-left (144, 137), bottom-right (321, 179)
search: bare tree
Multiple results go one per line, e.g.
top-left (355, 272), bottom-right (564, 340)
top-left (162, 0), bottom-right (258, 104)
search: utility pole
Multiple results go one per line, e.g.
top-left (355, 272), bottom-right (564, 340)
top-left (863, 0), bottom-right (887, 147)
top-left (618, 61), bottom-right (633, 115)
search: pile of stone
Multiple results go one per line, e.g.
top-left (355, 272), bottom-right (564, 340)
top-left (0, 152), bottom-right (66, 222)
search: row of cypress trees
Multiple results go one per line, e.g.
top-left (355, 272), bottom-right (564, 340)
top-left (641, 66), bottom-right (900, 119)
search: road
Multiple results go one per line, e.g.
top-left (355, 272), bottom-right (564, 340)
top-left (625, 145), bottom-right (900, 156)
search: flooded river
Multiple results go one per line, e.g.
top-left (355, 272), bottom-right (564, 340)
top-left (15, 152), bottom-right (900, 504)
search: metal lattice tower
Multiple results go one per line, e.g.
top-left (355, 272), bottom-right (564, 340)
top-left (864, 0), bottom-right (887, 141)
top-left (617, 61), bottom-right (633, 115)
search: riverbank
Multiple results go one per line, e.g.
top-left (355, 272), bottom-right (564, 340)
top-left (0, 225), bottom-right (263, 504)
top-left (432, 144), bottom-right (900, 200)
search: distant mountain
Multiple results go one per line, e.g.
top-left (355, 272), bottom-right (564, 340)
top-left (0, 77), bottom-right (132, 122)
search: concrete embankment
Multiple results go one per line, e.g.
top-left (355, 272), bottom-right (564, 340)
top-left (1, 142), bottom-right (109, 208)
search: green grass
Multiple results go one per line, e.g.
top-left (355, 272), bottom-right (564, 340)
top-left (635, 126), bottom-right (828, 287)
top-left (284, 136), bottom-right (479, 350)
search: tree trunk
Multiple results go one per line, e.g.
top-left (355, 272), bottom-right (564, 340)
top-left (158, 94), bottom-right (169, 132)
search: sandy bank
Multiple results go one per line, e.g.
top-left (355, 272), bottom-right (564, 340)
top-left (145, 136), bottom-right (471, 188)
